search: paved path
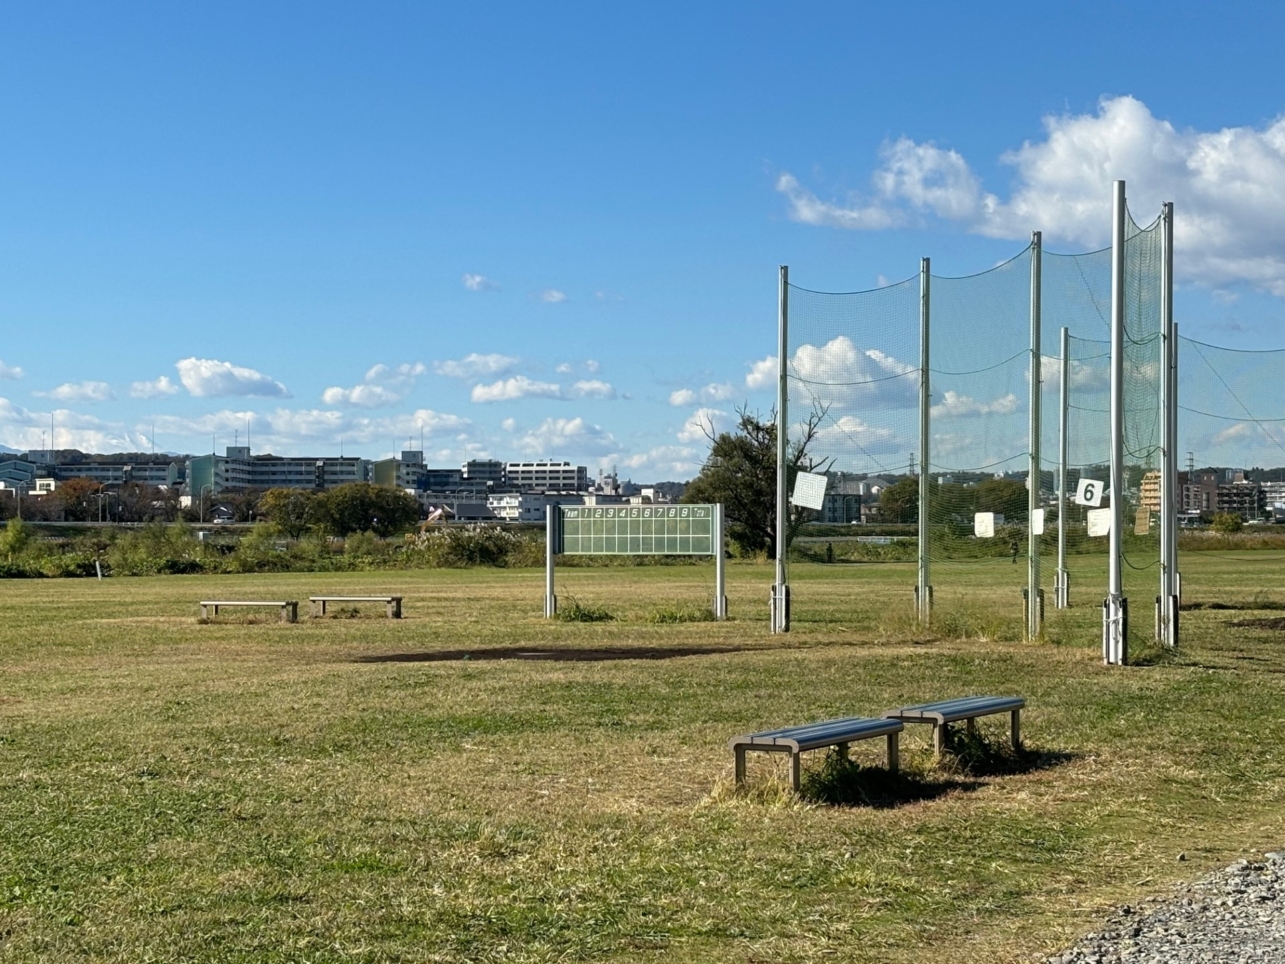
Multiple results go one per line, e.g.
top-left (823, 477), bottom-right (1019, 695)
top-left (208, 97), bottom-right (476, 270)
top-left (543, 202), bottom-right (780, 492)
top-left (1044, 851), bottom-right (1285, 963)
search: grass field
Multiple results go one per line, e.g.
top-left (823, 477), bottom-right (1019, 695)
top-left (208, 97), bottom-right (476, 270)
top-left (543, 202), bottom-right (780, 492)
top-left (3, 555), bottom-right (1285, 962)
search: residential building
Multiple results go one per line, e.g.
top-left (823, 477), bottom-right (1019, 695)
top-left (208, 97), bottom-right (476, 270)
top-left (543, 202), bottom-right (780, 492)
top-left (503, 460), bottom-right (588, 491)
top-left (1139, 471), bottom-right (1161, 512)
top-left (187, 446), bottom-right (368, 495)
top-left (1217, 481), bottom-right (1265, 520)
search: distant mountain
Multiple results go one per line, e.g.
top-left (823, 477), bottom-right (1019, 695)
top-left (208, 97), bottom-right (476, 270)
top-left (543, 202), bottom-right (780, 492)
top-left (0, 444), bottom-right (20, 455)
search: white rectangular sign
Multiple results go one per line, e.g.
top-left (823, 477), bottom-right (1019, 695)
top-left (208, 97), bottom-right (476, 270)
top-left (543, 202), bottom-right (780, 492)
top-left (974, 512), bottom-right (996, 538)
top-left (1086, 507), bottom-right (1112, 537)
top-left (790, 471), bottom-right (828, 510)
top-left (1031, 508), bottom-right (1045, 536)
top-left (1075, 478), bottom-right (1105, 507)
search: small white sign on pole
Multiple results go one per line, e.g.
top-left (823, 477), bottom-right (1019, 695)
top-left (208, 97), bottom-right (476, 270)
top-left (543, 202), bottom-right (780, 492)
top-left (1031, 508), bottom-right (1045, 535)
top-left (974, 512), bottom-right (996, 538)
top-left (1075, 478), bottom-right (1105, 507)
top-left (1086, 507), bottom-right (1112, 537)
top-left (790, 471), bottom-right (828, 510)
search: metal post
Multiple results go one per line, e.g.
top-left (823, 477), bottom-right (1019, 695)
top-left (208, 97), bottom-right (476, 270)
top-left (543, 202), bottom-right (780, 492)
top-left (544, 507), bottom-right (558, 618)
top-left (1160, 202), bottom-right (1178, 648)
top-left (773, 266), bottom-right (790, 633)
top-left (918, 258), bottom-right (931, 625)
top-left (1056, 326), bottom-right (1070, 608)
top-left (1028, 232), bottom-right (1042, 639)
top-left (714, 503), bottom-right (727, 619)
top-left (1106, 180), bottom-right (1128, 665)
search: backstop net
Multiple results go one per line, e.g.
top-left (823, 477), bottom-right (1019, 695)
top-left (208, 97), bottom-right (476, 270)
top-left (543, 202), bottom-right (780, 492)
top-left (783, 206), bottom-right (1164, 640)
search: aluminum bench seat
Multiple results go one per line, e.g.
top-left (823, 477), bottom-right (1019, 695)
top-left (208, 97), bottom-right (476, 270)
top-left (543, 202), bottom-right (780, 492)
top-left (729, 716), bottom-right (902, 790)
top-left (199, 600), bottom-right (298, 623)
top-left (309, 595), bottom-right (403, 618)
top-left (883, 696), bottom-right (1024, 758)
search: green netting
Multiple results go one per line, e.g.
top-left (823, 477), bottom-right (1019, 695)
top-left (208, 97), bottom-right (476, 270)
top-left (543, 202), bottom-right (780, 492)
top-left (784, 206), bottom-right (1164, 637)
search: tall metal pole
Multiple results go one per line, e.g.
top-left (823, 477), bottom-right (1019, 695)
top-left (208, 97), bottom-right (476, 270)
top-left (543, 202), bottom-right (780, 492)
top-left (714, 503), bottom-right (727, 620)
top-left (1106, 180), bottom-right (1128, 665)
top-left (1160, 202), bottom-right (1178, 647)
top-left (1056, 326), bottom-right (1070, 608)
top-left (918, 258), bottom-right (931, 624)
top-left (1028, 232), bottom-right (1043, 639)
top-left (545, 507), bottom-right (557, 618)
top-left (773, 266), bottom-right (790, 633)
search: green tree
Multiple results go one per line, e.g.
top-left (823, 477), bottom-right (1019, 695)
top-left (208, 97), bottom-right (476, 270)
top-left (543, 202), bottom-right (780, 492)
top-left (1211, 511), bottom-right (1243, 534)
top-left (878, 477), bottom-right (920, 523)
top-left (973, 477), bottom-right (1029, 520)
top-left (681, 407), bottom-right (829, 557)
top-left (0, 517), bottom-right (33, 561)
top-left (258, 488), bottom-right (320, 539)
top-left (314, 483), bottom-right (420, 537)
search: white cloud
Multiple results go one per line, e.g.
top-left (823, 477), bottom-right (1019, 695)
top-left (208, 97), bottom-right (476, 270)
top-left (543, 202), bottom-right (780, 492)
top-left (0, 360), bottom-right (23, 380)
top-left (555, 362), bottom-right (573, 375)
top-left (470, 375), bottom-right (564, 403)
top-left (677, 407), bottom-right (728, 443)
top-left (130, 376), bottom-right (180, 399)
top-left (778, 95), bottom-right (1285, 295)
top-left (499, 417), bottom-right (517, 432)
top-left (669, 383), bottom-right (735, 406)
top-left (322, 361), bottom-right (426, 408)
top-left (462, 273), bottom-right (499, 292)
top-left (541, 289), bottom-right (568, 304)
top-left (746, 356), bottom-right (778, 390)
top-left (176, 358), bottom-right (289, 398)
top-left (930, 390), bottom-right (1020, 418)
top-left (584, 359), bottom-right (600, 373)
top-left (0, 398), bottom-right (131, 452)
top-left (34, 381), bottom-right (115, 403)
top-left (518, 416), bottom-right (616, 456)
top-left (572, 379), bottom-right (616, 399)
top-left (434, 353), bottom-right (519, 379)
top-left (150, 407), bottom-right (470, 454)
top-left (788, 337), bottom-right (918, 409)
top-left (619, 445), bottom-right (703, 479)
top-left (814, 414), bottom-right (899, 453)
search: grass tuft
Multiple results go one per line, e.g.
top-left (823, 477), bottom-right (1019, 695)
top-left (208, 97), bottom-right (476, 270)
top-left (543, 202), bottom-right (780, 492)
top-left (645, 603), bottom-right (715, 624)
top-left (556, 596), bottom-right (615, 622)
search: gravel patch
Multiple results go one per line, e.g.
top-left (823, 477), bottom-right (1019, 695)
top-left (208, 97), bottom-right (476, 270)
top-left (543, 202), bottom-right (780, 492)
top-left (1044, 851), bottom-right (1285, 963)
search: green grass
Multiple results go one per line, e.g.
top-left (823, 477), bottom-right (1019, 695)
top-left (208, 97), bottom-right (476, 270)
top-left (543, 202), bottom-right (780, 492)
top-left (2, 557), bottom-right (1285, 962)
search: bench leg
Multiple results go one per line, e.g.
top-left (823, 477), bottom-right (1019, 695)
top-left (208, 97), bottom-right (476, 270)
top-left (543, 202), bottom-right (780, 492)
top-left (282, 604), bottom-right (297, 623)
top-left (734, 746), bottom-right (747, 785)
top-left (201, 605), bottom-right (209, 620)
top-left (836, 741), bottom-right (849, 762)
top-left (790, 752), bottom-right (801, 792)
top-left (933, 723), bottom-right (946, 759)
top-left (1011, 708), bottom-right (1021, 751)
top-left (886, 732), bottom-right (900, 772)
top-left (966, 717), bottom-right (976, 738)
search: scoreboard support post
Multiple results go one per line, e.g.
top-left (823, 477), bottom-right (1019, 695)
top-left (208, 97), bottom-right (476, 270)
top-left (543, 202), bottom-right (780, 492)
top-left (714, 503), bottom-right (727, 619)
top-left (544, 508), bottom-right (559, 617)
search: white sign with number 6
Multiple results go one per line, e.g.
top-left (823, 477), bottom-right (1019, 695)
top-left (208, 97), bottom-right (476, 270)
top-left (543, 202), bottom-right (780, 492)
top-left (1075, 478), bottom-right (1105, 507)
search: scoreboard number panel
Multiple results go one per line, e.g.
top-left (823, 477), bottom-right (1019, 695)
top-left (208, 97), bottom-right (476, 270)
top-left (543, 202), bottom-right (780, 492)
top-left (559, 504), bottom-right (714, 556)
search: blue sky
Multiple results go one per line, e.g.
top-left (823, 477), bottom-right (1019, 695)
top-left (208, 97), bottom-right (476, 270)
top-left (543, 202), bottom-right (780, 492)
top-left (2, 2), bottom-right (1284, 477)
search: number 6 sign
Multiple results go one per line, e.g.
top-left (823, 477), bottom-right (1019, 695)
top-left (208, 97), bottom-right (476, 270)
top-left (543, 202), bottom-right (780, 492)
top-left (1075, 478), bottom-right (1105, 507)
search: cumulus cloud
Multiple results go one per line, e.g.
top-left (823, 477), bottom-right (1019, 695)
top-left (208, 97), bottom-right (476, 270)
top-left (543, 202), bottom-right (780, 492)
top-left (150, 407), bottom-right (470, 454)
top-left (518, 416), bottom-right (616, 456)
top-left (499, 417), bottom-right (517, 432)
top-left (669, 383), bottom-right (735, 407)
top-left (813, 414), bottom-right (899, 453)
top-left (541, 289), bottom-right (568, 304)
top-left (176, 358), bottom-right (289, 398)
top-left (677, 407), bottom-right (728, 443)
top-left (778, 95), bottom-right (1285, 295)
top-left (745, 356), bottom-right (778, 390)
top-left (462, 273), bottom-right (499, 292)
top-left (130, 376), bottom-right (180, 399)
top-left (930, 390), bottom-right (1020, 418)
top-left (555, 362), bottom-right (573, 375)
top-left (471, 375), bottom-right (564, 403)
top-left (323, 361), bottom-right (426, 408)
top-left (34, 381), bottom-right (115, 403)
top-left (584, 359), bottom-right (600, 373)
top-left (619, 445), bottom-right (703, 479)
top-left (0, 360), bottom-right (23, 380)
top-left (434, 353), bottom-right (519, 379)
top-left (572, 379), bottom-right (616, 399)
top-left (0, 397), bottom-right (130, 452)
top-left (788, 336), bottom-right (918, 409)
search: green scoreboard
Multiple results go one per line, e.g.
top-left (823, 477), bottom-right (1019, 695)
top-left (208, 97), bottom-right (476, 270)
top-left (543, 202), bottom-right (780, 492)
top-left (558, 504), bottom-right (715, 555)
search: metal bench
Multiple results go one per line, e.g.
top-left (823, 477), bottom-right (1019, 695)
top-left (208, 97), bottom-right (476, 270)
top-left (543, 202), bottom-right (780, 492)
top-left (309, 595), bottom-right (403, 618)
top-left (883, 696), bottom-right (1024, 758)
top-left (729, 716), bottom-right (903, 790)
top-left (199, 600), bottom-right (298, 623)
